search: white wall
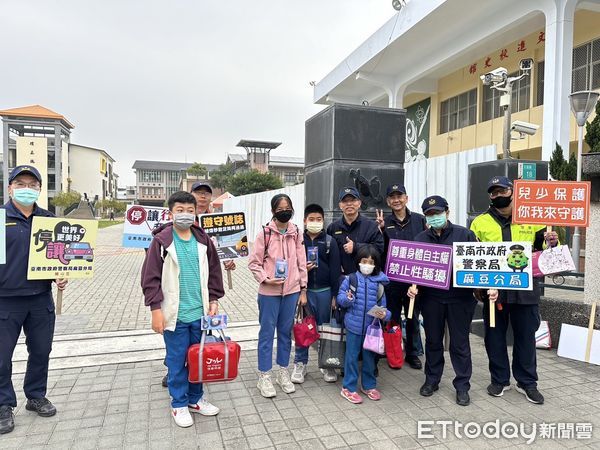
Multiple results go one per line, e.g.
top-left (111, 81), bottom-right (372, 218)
top-left (404, 145), bottom-right (497, 226)
top-left (69, 145), bottom-right (103, 199)
top-left (223, 184), bottom-right (305, 242)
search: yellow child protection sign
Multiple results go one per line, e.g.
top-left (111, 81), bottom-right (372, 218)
top-left (27, 217), bottom-right (99, 280)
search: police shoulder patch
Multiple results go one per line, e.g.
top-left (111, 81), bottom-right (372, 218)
top-left (334, 231), bottom-right (343, 235)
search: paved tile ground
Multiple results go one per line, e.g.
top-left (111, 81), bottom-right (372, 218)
top-left (6, 222), bottom-right (599, 448)
top-left (4, 339), bottom-right (600, 449)
top-left (55, 223), bottom-right (259, 335)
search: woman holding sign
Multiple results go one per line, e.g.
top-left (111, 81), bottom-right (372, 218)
top-left (408, 195), bottom-right (477, 406)
top-left (248, 194), bottom-right (308, 398)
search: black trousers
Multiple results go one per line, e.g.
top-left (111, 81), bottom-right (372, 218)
top-left (385, 282), bottom-right (422, 357)
top-left (421, 297), bottom-right (476, 391)
top-left (0, 292), bottom-right (55, 407)
top-left (482, 302), bottom-right (540, 389)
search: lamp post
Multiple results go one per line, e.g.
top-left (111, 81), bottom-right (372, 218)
top-left (568, 90), bottom-right (599, 269)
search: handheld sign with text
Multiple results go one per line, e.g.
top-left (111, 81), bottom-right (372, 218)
top-left (513, 180), bottom-right (590, 227)
top-left (123, 205), bottom-right (170, 248)
top-left (28, 217), bottom-right (98, 280)
top-left (385, 240), bottom-right (453, 290)
top-left (453, 242), bottom-right (533, 291)
top-left (199, 212), bottom-right (247, 289)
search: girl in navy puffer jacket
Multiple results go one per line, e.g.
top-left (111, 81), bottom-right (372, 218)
top-left (337, 245), bottom-right (390, 404)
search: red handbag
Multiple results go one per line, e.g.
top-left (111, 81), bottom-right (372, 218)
top-left (383, 321), bottom-right (404, 369)
top-left (293, 305), bottom-right (320, 348)
top-left (187, 329), bottom-right (241, 383)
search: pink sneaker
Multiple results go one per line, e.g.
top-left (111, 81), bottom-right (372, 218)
top-left (361, 388), bottom-right (381, 401)
top-left (340, 388), bottom-right (363, 404)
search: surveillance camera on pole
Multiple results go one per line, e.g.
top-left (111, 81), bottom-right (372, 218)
top-left (480, 59), bottom-right (534, 158)
top-left (511, 120), bottom-right (539, 139)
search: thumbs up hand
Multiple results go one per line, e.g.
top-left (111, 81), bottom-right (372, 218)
top-left (343, 236), bottom-right (354, 254)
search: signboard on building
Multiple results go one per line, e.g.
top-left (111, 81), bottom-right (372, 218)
top-left (122, 205), bottom-right (170, 248)
top-left (199, 212), bottom-right (248, 260)
top-left (453, 242), bottom-right (533, 290)
top-left (27, 217), bottom-right (98, 280)
top-left (0, 209), bottom-right (5, 265)
top-left (512, 180), bottom-right (591, 227)
top-left (384, 239), bottom-right (453, 289)
top-left (16, 137), bottom-right (48, 209)
top-left (405, 98), bottom-right (431, 162)
top-left (518, 162), bottom-right (536, 180)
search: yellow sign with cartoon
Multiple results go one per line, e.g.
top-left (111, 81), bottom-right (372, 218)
top-left (27, 217), bottom-right (99, 280)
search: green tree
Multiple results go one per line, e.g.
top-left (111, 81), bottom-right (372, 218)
top-left (227, 170), bottom-right (283, 196)
top-left (51, 190), bottom-right (81, 209)
top-left (209, 163), bottom-right (235, 191)
top-left (187, 162), bottom-right (208, 178)
top-left (585, 100), bottom-right (600, 153)
top-left (549, 143), bottom-right (577, 181)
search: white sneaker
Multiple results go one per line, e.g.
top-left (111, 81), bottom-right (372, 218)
top-left (189, 397), bottom-right (220, 416)
top-left (276, 367), bottom-right (296, 394)
top-left (291, 363), bottom-right (307, 384)
top-left (323, 369), bottom-right (338, 383)
top-left (171, 407), bottom-right (193, 428)
top-left (257, 371), bottom-right (277, 398)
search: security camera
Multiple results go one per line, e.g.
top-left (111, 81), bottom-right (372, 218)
top-left (480, 67), bottom-right (508, 85)
top-left (519, 58), bottom-right (534, 71)
top-left (511, 120), bottom-right (539, 136)
top-left (392, 0), bottom-right (408, 11)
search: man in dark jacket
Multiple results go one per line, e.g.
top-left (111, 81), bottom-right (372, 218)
top-left (0, 165), bottom-right (67, 435)
top-left (470, 176), bottom-right (558, 405)
top-left (376, 183), bottom-right (427, 369)
top-left (327, 187), bottom-right (384, 275)
top-left (409, 195), bottom-right (477, 406)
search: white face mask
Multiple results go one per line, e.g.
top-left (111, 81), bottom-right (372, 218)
top-left (306, 222), bottom-right (323, 234)
top-left (359, 263), bottom-right (375, 276)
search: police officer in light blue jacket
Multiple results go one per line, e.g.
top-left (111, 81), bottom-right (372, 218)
top-left (0, 165), bottom-right (67, 435)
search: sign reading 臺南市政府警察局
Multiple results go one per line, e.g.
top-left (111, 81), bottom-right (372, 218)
top-left (453, 242), bottom-right (532, 291)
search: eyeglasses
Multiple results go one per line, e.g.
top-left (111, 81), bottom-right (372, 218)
top-left (193, 190), bottom-right (211, 197)
top-left (13, 182), bottom-right (41, 190)
top-left (489, 188), bottom-right (511, 197)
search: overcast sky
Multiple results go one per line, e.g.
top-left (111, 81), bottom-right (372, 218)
top-left (1, 1), bottom-right (393, 186)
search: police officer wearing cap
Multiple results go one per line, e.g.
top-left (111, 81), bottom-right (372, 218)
top-left (375, 183), bottom-right (426, 370)
top-left (327, 187), bottom-right (384, 275)
top-left (0, 165), bottom-right (67, 434)
top-left (408, 195), bottom-right (477, 406)
top-left (470, 176), bottom-right (558, 405)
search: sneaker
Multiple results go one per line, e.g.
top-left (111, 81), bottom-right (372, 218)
top-left (171, 407), bottom-right (193, 428)
top-left (189, 398), bottom-right (220, 416)
top-left (487, 383), bottom-right (510, 397)
top-left (0, 405), bottom-right (15, 434)
top-left (419, 383), bottom-right (439, 397)
top-left (340, 388), bottom-right (363, 404)
top-left (257, 371), bottom-right (277, 398)
top-left (275, 367), bottom-right (296, 394)
top-left (291, 363), bottom-right (307, 384)
top-left (456, 390), bottom-right (470, 406)
top-left (406, 355), bottom-right (423, 370)
top-left (323, 369), bottom-right (338, 383)
top-left (161, 374), bottom-right (168, 388)
top-left (361, 388), bottom-right (381, 401)
top-left (25, 398), bottom-right (56, 417)
top-left (516, 384), bottom-right (544, 405)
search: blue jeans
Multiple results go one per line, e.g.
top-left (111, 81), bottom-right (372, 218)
top-left (294, 289), bottom-right (332, 364)
top-left (257, 292), bottom-right (299, 372)
top-left (163, 320), bottom-right (204, 408)
top-left (343, 331), bottom-right (377, 392)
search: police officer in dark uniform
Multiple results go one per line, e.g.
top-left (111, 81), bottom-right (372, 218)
top-left (409, 196), bottom-right (477, 406)
top-left (375, 183), bottom-right (426, 369)
top-left (327, 187), bottom-right (384, 275)
top-left (0, 165), bottom-right (67, 434)
top-left (470, 176), bottom-right (558, 405)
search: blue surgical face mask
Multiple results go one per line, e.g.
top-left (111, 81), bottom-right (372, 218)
top-left (13, 188), bottom-right (40, 206)
top-left (426, 212), bottom-right (447, 229)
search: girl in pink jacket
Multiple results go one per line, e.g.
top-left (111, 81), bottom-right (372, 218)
top-left (248, 194), bottom-right (308, 398)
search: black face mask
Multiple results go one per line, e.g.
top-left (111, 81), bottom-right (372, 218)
top-left (491, 195), bottom-right (512, 209)
top-left (274, 210), bottom-right (293, 223)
